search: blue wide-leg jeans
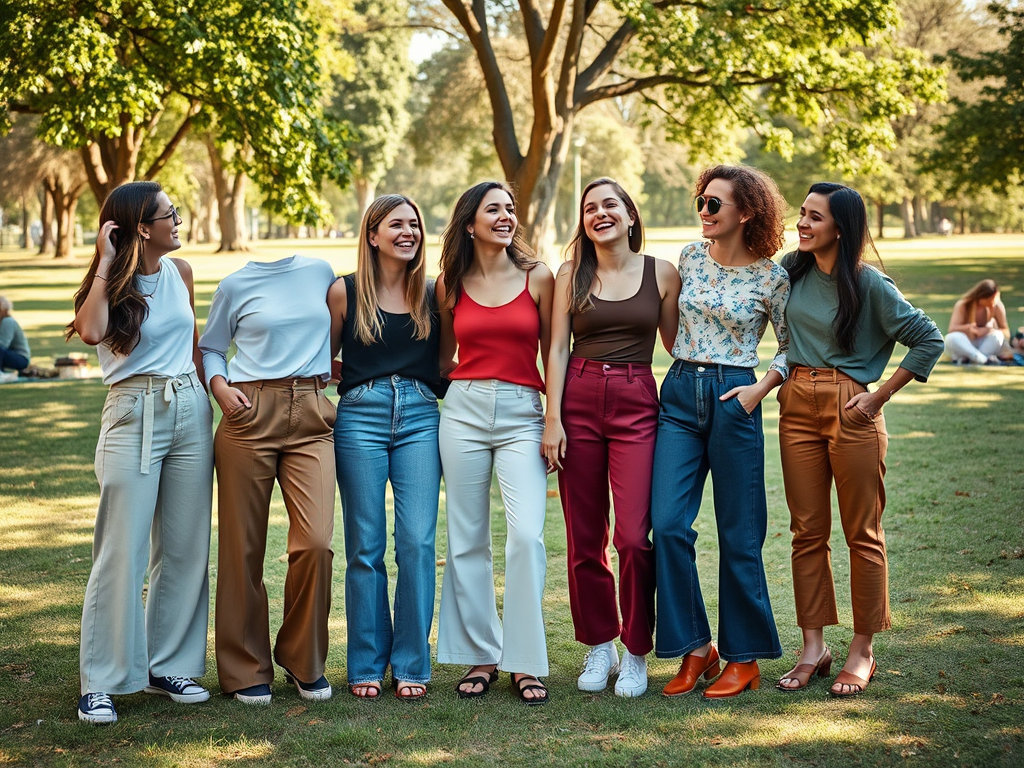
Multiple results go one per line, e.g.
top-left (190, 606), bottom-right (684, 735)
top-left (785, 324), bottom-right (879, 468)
top-left (334, 376), bottom-right (441, 685)
top-left (651, 360), bottom-right (782, 663)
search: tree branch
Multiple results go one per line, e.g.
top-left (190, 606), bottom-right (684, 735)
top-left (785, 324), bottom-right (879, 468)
top-left (440, 0), bottom-right (523, 173)
top-left (142, 102), bottom-right (201, 180)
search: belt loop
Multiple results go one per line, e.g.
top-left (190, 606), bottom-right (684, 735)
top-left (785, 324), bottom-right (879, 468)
top-left (832, 369), bottom-right (839, 383)
top-left (717, 364), bottom-right (724, 384)
top-left (627, 363), bottom-right (634, 383)
top-left (579, 358), bottom-right (588, 376)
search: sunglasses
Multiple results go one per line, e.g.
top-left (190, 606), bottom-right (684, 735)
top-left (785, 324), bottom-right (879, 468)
top-left (145, 205), bottom-right (182, 224)
top-left (695, 196), bottom-right (737, 215)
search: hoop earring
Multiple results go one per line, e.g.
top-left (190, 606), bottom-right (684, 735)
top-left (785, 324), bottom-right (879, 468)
top-left (469, 232), bottom-right (474, 240)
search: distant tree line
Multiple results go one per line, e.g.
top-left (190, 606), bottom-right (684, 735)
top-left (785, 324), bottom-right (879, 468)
top-left (2, 1), bottom-right (1022, 258)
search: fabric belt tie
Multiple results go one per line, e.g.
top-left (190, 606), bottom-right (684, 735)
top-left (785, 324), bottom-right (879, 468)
top-left (139, 375), bottom-right (185, 474)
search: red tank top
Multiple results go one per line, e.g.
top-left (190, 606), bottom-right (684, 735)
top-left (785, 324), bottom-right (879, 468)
top-left (450, 270), bottom-right (545, 391)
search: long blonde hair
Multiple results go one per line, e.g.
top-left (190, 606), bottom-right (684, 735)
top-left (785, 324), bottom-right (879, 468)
top-left (353, 194), bottom-right (431, 345)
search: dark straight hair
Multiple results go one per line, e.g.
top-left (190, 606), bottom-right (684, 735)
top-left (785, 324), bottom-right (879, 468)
top-left (787, 182), bottom-right (883, 354)
top-left (564, 177), bottom-right (644, 315)
top-left (439, 181), bottom-right (536, 310)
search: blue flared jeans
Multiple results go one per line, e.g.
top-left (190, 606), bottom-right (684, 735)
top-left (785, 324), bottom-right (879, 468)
top-left (651, 360), bottom-right (782, 662)
top-left (334, 376), bottom-right (442, 684)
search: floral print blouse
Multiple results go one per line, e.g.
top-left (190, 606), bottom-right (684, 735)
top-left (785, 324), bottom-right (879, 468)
top-left (671, 241), bottom-right (791, 378)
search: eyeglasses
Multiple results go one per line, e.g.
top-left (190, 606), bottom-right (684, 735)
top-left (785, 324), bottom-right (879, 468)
top-left (695, 196), bottom-right (736, 215)
top-left (145, 205), bottom-right (182, 225)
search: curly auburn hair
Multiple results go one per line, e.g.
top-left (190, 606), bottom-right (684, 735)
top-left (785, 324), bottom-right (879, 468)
top-left (695, 165), bottom-right (787, 260)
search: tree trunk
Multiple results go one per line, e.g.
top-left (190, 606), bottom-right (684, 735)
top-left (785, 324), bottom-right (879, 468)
top-left (914, 196), bottom-right (930, 234)
top-left (900, 196), bottom-right (916, 239)
top-left (207, 140), bottom-right (250, 252)
top-left (354, 178), bottom-right (376, 231)
top-left (959, 209), bottom-right (967, 234)
top-left (20, 192), bottom-right (30, 249)
top-left (48, 179), bottom-right (85, 259)
top-left (876, 200), bottom-right (885, 240)
top-left (37, 185), bottom-right (54, 255)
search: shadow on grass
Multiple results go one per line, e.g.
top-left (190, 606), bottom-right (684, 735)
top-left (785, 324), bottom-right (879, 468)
top-left (2, 251), bottom-right (1023, 766)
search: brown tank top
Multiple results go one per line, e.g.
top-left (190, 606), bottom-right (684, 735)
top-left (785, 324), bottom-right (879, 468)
top-left (570, 254), bottom-right (661, 364)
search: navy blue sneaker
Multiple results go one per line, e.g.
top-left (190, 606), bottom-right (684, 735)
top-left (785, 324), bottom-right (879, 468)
top-left (144, 673), bottom-right (210, 704)
top-left (230, 683), bottom-right (272, 705)
top-left (283, 668), bottom-right (332, 701)
top-left (78, 692), bottom-right (117, 724)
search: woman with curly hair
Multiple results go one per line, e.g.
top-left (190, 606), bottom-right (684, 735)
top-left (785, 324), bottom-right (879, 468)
top-left (652, 165), bottom-right (789, 699)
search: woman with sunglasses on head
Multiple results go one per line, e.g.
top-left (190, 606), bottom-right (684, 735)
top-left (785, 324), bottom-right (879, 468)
top-left (652, 165), bottom-right (789, 699)
top-left (69, 182), bottom-right (213, 724)
top-left (435, 181), bottom-right (555, 705)
top-left (542, 178), bottom-right (680, 697)
top-left (776, 183), bottom-right (942, 697)
top-left (199, 232), bottom-right (338, 706)
top-left (328, 194), bottom-right (448, 701)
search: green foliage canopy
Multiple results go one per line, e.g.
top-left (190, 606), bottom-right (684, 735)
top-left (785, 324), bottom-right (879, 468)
top-left (937, 2), bottom-right (1024, 194)
top-left (0, 0), bottom-right (350, 222)
top-left (614, 0), bottom-right (946, 175)
top-left (330, 0), bottom-right (413, 193)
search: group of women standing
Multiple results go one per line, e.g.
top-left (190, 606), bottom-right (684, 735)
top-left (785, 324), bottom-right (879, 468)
top-left (68, 166), bottom-right (943, 724)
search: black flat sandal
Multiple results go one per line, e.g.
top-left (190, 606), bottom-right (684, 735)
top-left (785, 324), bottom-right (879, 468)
top-left (455, 666), bottom-right (499, 699)
top-left (511, 673), bottom-right (549, 706)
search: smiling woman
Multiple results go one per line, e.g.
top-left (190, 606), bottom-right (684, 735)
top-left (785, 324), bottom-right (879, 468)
top-left (542, 178), bottom-right (680, 698)
top-left (434, 181), bottom-right (556, 706)
top-left (65, 181), bottom-right (213, 726)
top-left (652, 164), bottom-right (790, 700)
top-left (327, 194), bottom-right (448, 702)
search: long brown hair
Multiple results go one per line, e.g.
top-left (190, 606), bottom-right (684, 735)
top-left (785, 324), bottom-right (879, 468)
top-left (439, 181), bottom-right (537, 310)
top-left (959, 279), bottom-right (999, 321)
top-left (695, 165), bottom-right (786, 260)
top-left (353, 194), bottom-right (431, 345)
top-left (65, 181), bottom-right (164, 356)
top-left (564, 177), bottom-right (644, 315)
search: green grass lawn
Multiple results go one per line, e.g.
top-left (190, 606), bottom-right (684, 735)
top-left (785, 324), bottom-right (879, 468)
top-left (1, 233), bottom-right (1023, 767)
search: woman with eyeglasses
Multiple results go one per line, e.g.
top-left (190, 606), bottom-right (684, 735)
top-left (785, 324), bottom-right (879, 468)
top-left (68, 182), bottom-right (213, 724)
top-left (199, 235), bottom-right (338, 706)
top-left (435, 181), bottom-right (555, 705)
top-left (775, 183), bottom-right (942, 697)
top-left (542, 178), bottom-right (680, 698)
top-left (328, 194), bottom-right (448, 701)
top-left (652, 165), bottom-right (789, 699)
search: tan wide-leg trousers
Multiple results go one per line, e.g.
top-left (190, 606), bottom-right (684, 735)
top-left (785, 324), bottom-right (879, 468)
top-left (777, 366), bottom-right (891, 635)
top-left (214, 378), bottom-right (336, 693)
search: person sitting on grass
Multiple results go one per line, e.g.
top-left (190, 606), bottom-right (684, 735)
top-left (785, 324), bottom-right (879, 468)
top-left (944, 279), bottom-right (1010, 365)
top-left (0, 296), bottom-right (31, 373)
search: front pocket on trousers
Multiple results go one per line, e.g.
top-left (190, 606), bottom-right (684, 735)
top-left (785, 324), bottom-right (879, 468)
top-left (318, 391), bottom-right (338, 428)
top-left (103, 392), bottom-right (141, 429)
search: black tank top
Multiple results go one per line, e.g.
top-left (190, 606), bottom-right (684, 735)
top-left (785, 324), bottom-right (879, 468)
top-left (336, 274), bottom-right (449, 398)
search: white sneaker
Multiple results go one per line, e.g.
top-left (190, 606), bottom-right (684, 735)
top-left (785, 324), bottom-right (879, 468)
top-left (577, 642), bottom-right (620, 692)
top-left (614, 651), bottom-right (648, 697)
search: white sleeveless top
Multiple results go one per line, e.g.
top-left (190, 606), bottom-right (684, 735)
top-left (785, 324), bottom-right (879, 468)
top-left (98, 257), bottom-right (196, 385)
